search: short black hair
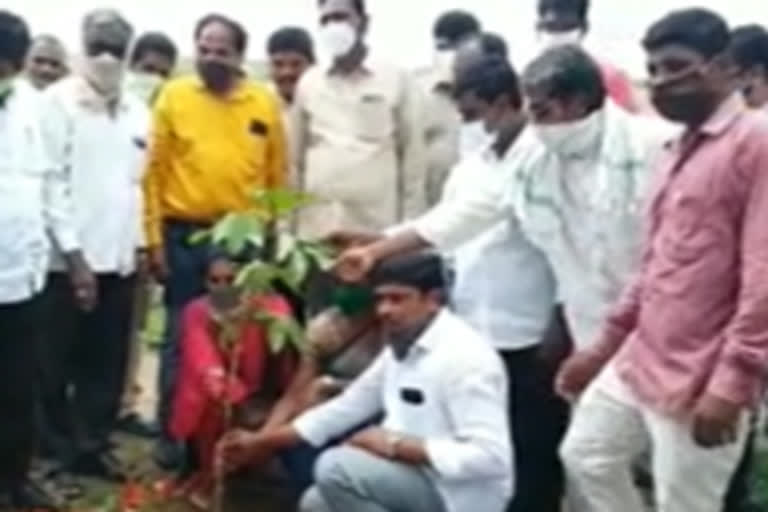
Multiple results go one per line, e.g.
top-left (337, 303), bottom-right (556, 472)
top-left (267, 26), bottom-right (315, 62)
top-left (370, 252), bottom-right (445, 294)
top-left (538, 0), bottom-right (590, 20)
top-left (0, 10), bottom-right (31, 70)
top-left (478, 32), bottom-right (508, 59)
top-left (455, 55), bottom-right (521, 108)
top-left (642, 8), bottom-right (730, 59)
top-left (194, 13), bottom-right (248, 54)
top-left (730, 24), bottom-right (768, 73)
top-left (318, 0), bottom-right (367, 16)
top-left (433, 10), bottom-right (481, 46)
top-left (523, 44), bottom-right (605, 111)
top-left (130, 31), bottom-right (178, 66)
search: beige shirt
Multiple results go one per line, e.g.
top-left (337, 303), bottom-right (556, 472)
top-left (419, 71), bottom-right (460, 206)
top-left (290, 58), bottom-right (427, 239)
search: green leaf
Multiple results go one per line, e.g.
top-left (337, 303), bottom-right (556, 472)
top-left (211, 212), bottom-right (265, 255)
top-left (235, 261), bottom-right (279, 292)
top-left (188, 228), bottom-right (211, 245)
top-left (302, 242), bottom-right (337, 271)
top-left (266, 316), bottom-right (305, 353)
top-left (275, 232), bottom-right (299, 263)
top-left (251, 187), bottom-right (317, 219)
top-left (287, 250), bottom-right (311, 287)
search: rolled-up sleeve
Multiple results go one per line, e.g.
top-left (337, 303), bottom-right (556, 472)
top-left (708, 136), bottom-right (768, 406)
top-left (38, 91), bottom-right (79, 253)
top-left (412, 170), bottom-right (507, 252)
top-left (425, 363), bottom-right (511, 483)
top-left (293, 353), bottom-right (387, 447)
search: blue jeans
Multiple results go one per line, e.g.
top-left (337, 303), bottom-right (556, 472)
top-left (280, 418), bottom-right (380, 491)
top-left (156, 220), bottom-right (212, 439)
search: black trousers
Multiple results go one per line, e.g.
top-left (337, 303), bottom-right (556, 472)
top-left (0, 296), bottom-right (41, 491)
top-left (723, 419), bottom-right (758, 512)
top-left (500, 346), bottom-right (570, 512)
top-left (38, 273), bottom-right (135, 467)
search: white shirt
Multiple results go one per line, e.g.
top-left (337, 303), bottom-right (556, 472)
top-left (39, 76), bottom-right (150, 275)
top-left (444, 149), bottom-right (556, 351)
top-left (0, 80), bottom-right (76, 303)
top-left (413, 104), bottom-right (674, 347)
top-left (294, 310), bottom-right (512, 512)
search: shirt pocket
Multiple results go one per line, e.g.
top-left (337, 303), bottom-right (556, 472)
top-left (129, 135), bottom-right (149, 183)
top-left (244, 132), bottom-right (268, 170)
top-left (354, 92), bottom-right (393, 141)
top-left (659, 190), bottom-right (717, 264)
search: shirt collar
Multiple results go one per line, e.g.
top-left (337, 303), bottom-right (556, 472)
top-left (193, 75), bottom-right (255, 102)
top-left (698, 93), bottom-right (745, 137)
top-left (326, 50), bottom-right (372, 77)
top-left (74, 75), bottom-right (128, 114)
top-left (410, 309), bottom-right (448, 355)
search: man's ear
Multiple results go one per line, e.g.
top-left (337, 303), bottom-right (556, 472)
top-left (426, 289), bottom-right (447, 307)
top-left (359, 15), bottom-right (370, 37)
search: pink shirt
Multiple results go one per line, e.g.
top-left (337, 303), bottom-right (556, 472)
top-left (596, 95), bottom-right (768, 415)
top-left (599, 61), bottom-right (635, 113)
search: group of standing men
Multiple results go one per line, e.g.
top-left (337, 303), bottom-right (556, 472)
top-left (0, 0), bottom-right (767, 512)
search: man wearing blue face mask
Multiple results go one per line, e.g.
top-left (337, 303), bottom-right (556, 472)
top-left (290, 0), bottom-right (427, 241)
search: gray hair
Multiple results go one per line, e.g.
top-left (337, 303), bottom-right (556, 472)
top-left (521, 45), bottom-right (605, 111)
top-left (33, 33), bottom-right (65, 48)
top-left (82, 8), bottom-right (133, 47)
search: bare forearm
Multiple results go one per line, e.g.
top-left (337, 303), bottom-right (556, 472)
top-left (394, 437), bottom-right (431, 466)
top-left (262, 364), bottom-right (318, 431)
top-left (264, 425), bottom-right (303, 452)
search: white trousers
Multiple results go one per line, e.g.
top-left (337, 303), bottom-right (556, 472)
top-left (561, 365), bottom-right (750, 512)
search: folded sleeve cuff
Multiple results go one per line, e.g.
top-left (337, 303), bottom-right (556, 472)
top-left (707, 361), bottom-right (763, 408)
top-left (292, 412), bottom-right (333, 448)
top-left (53, 228), bottom-right (80, 254)
top-left (424, 438), bottom-right (463, 480)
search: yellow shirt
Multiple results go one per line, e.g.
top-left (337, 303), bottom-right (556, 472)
top-left (143, 76), bottom-right (287, 247)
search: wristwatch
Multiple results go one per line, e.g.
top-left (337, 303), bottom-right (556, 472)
top-left (385, 432), bottom-right (404, 459)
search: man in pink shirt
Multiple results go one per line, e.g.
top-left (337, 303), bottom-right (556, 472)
top-left (557, 8), bottom-right (768, 512)
top-left (536, 0), bottom-right (637, 113)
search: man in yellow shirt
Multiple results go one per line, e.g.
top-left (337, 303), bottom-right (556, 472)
top-left (143, 12), bottom-right (287, 468)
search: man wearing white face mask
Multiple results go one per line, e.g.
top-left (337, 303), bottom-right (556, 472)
top-left (535, 0), bottom-right (637, 113)
top-left (291, 0), bottom-right (427, 242)
top-left (452, 33), bottom-right (509, 156)
top-left (125, 32), bottom-right (177, 105)
top-left (336, 45), bottom-right (676, 370)
top-left (37, 9), bottom-right (149, 482)
top-left (116, 30), bottom-right (178, 440)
